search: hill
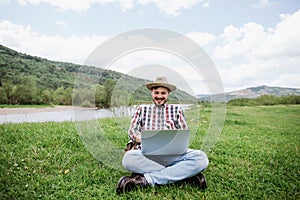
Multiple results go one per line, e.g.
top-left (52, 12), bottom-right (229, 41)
top-left (226, 85), bottom-right (300, 101)
top-left (197, 85), bottom-right (300, 101)
top-left (0, 45), bottom-right (195, 106)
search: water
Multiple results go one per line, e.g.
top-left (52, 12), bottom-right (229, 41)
top-left (0, 108), bottom-right (113, 124)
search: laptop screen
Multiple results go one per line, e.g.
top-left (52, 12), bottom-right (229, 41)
top-left (141, 129), bottom-right (190, 155)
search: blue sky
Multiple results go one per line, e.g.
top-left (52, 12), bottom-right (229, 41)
top-left (0, 0), bottom-right (299, 94)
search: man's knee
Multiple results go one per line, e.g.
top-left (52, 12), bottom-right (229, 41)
top-left (122, 150), bottom-right (142, 171)
top-left (195, 150), bottom-right (209, 170)
top-left (187, 150), bottom-right (209, 171)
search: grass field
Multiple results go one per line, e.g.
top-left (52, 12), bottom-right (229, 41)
top-left (0, 105), bottom-right (299, 199)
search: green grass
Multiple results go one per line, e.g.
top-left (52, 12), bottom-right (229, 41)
top-left (0, 105), bottom-right (299, 199)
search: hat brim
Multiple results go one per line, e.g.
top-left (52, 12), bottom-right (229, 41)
top-left (146, 83), bottom-right (177, 92)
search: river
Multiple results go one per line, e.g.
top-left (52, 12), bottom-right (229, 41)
top-left (0, 107), bottom-right (113, 124)
top-left (0, 104), bottom-right (191, 124)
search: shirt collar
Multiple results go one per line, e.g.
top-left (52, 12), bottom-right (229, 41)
top-left (154, 103), bottom-right (166, 108)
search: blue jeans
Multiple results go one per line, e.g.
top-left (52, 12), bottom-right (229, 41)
top-left (122, 149), bottom-right (209, 186)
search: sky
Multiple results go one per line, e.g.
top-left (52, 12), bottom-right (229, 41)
top-left (0, 0), bottom-right (300, 95)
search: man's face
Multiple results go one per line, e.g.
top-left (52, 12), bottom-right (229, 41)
top-left (151, 87), bottom-right (169, 105)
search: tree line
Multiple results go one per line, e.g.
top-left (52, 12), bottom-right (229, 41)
top-left (2, 76), bottom-right (299, 107)
top-left (227, 94), bottom-right (300, 106)
top-left (0, 76), bottom-right (129, 108)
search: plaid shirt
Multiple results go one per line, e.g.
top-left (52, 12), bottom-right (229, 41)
top-left (128, 104), bottom-right (188, 148)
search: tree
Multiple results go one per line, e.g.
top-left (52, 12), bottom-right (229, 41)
top-left (62, 87), bottom-right (73, 105)
top-left (0, 87), bottom-right (7, 104)
top-left (72, 88), bottom-right (94, 107)
top-left (54, 87), bottom-right (63, 104)
top-left (111, 89), bottom-right (130, 107)
top-left (1, 81), bottom-right (15, 104)
top-left (257, 95), bottom-right (276, 105)
top-left (41, 89), bottom-right (54, 105)
top-left (103, 79), bottom-right (116, 108)
top-left (14, 76), bottom-right (38, 104)
top-left (94, 84), bottom-right (106, 108)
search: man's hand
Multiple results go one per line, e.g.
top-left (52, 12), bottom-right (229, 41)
top-left (123, 134), bottom-right (141, 153)
top-left (135, 134), bottom-right (141, 143)
top-left (124, 140), bottom-right (141, 153)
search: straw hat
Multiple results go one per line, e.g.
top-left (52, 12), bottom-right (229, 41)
top-left (145, 76), bottom-right (177, 92)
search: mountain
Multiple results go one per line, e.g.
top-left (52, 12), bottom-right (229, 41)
top-left (197, 85), bottom-right (300, 101)
top-left (226, 85), bottom-right (300, 100)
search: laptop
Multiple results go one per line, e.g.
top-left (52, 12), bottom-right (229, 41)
top-left (141, 129), bottom-right (190, 156)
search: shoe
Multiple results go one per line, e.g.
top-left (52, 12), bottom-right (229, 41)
top-left (116, 174), bottom-right (148, 194)
top-left (180, 172), bottom-right (207, 189)
top-left (116, 176), bottom-right (132, 195)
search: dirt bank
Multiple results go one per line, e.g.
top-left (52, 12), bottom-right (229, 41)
top-left (0, 106), bottom-right (75, 115)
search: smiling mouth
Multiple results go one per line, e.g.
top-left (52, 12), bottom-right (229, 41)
top-left (155, 98), bottom-right (165, 101)
top-left (154, 98), bottom-right (166, 104)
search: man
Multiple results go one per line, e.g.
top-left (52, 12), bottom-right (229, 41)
top-left (116, 76), bottom-right (209, 194)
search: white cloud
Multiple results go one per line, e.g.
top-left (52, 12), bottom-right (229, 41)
top-left (270, 73), bottom-right (300, 88)
top-left (214, 9), bottom-right (300, 60)
top-left (137, 0), bottom-right (209, 17)
top-left (253, 9), bottom-right (300, 59)
top-left (213, 9), bottom-right (300, 90)
top-left (16, 0), bottom-right (209, 17)
top-left (17, 0), bottom-right (113, 12)
top-left (213, 22), bottom-right (266, 60)
top-left (0, 20), bottom-right (108, 64)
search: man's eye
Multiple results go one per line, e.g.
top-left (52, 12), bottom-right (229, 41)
top-left (161, 92), bottom-right (166, 95)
